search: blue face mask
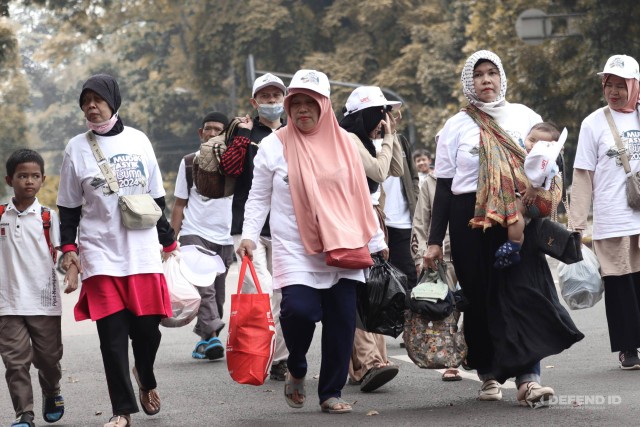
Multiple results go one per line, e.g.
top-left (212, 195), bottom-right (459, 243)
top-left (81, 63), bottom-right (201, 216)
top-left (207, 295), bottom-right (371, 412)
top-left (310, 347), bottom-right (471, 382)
top-left (257, 103), bottom-right (284, 121)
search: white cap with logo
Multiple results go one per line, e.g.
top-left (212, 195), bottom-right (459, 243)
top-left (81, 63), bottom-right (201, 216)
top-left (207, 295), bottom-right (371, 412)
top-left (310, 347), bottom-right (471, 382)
top-left (252, 73), bottom-right (287, 97)
top-left (287, 69), bottom-right (331, 98)
top-left (343, 86), bottom-right (402, 116)
top-left (597, 55), bottom-right (640, 81)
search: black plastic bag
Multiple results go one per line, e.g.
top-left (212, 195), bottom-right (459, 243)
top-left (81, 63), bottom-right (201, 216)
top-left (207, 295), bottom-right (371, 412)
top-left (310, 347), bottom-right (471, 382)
top-left (407, 262), bottom-right (455, 321)
top-left (356, 256), bottom-right (407, 338)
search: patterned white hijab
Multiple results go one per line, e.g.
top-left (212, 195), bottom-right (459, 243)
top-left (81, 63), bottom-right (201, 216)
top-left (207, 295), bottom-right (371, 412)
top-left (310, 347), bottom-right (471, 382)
top-left (461, 50), bottom-right (510, 125)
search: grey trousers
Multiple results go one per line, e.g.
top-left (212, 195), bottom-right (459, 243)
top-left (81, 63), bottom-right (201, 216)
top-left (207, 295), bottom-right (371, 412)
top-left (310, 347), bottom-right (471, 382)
top-left (179, 235), bottom-right (234, 340)
top-left (0, 315), bottom-right (62, 417)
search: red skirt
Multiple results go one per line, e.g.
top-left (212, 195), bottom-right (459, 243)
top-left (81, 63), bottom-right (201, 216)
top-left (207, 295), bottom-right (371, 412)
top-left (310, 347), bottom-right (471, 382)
top-left (74, 273), bottom-right (172, 321)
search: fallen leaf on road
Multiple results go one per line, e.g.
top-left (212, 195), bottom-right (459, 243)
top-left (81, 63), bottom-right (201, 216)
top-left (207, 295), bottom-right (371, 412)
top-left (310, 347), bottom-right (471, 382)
top-left (545, 365), bottom-right (555, 369)
top-left (264, 389), bottom-right (274, 393)
top-left (95, 411), bottom-right (103, 416)
top-left (313, 374), bottom-right (319, 379)
top-left (366, 410), bottom-right (379, 416)
top-left (67, 376), bottom-right (78, 383)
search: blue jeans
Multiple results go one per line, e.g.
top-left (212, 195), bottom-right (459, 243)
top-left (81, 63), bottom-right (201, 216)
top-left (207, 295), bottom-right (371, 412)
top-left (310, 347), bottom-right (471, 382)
top-left (477, 362), bottom-right (541, 388)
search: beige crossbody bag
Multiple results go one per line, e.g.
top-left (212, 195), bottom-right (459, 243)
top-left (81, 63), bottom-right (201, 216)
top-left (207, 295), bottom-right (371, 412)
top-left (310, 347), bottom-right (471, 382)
top-left (86, 131), bottom-right (162, 229)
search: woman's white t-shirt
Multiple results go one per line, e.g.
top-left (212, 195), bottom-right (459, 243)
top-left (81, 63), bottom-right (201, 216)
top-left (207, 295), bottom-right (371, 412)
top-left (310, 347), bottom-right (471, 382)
top-left (574, 107), bottom-right (640, 239)
top-left (57, 127), bottom-right (166, 279)
top-left (436, 103), bottom-right (542, 194)
top-left (174, 154), bottom-right (233, 245)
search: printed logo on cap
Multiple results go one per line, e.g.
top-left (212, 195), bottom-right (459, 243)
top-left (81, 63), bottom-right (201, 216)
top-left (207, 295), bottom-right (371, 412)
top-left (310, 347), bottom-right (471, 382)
top-left (609, 57), bottom-right (626, 70)
top-left (300, 71), bottom-right (320, 86)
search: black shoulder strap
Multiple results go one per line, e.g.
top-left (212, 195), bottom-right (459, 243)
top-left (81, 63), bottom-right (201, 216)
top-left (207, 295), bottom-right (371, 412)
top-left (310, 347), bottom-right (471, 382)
top-left (184, 153), bottom-right (196, 192)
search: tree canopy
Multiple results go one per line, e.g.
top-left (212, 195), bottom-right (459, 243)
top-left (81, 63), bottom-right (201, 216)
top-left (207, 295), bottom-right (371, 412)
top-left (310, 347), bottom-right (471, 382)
top-left (1, 0), bottom-right (639, 199)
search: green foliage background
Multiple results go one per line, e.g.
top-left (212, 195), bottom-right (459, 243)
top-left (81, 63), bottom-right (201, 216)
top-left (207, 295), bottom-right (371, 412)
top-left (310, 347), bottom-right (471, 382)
top-left (1, 0), bottom-right (639, 201)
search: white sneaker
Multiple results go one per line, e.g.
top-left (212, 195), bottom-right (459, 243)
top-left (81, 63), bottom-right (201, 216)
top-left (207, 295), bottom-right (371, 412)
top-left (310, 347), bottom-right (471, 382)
top-left (478, 379), bottom-right (502, 401)
top-left (518, 382), bottom-right (555, 408)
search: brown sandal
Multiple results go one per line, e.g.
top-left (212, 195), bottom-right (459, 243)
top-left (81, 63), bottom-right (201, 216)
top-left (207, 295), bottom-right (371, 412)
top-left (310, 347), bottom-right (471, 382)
top-left (132, 367), bottom-right (160, 416)
top-left (442, 368), bottom-right (462, 382)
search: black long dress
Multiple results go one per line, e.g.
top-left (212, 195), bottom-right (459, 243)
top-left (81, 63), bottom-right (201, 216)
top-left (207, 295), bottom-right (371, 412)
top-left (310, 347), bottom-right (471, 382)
top-left (448, 192), bottom-right (584, 384)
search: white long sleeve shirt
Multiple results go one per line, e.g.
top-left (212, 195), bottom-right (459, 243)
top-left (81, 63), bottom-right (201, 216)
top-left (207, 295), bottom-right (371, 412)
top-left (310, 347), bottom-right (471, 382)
top-left (241, 133), bottom-right (387, 290)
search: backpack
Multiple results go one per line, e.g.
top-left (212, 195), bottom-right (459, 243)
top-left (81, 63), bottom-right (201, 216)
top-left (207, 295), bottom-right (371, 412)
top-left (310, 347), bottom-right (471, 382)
top-left (0, 203), bottom-right (56, 262)
top-left (192, 118), bottom-right (241, 199)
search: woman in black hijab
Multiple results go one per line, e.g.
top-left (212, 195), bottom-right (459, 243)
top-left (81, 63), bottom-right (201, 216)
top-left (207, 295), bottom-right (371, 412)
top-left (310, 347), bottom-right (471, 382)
top-left (57, 74), bottom-right (177, 427)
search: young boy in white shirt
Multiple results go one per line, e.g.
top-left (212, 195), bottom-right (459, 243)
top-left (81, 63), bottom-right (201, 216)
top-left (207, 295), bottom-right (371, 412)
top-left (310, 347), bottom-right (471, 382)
top-left (0, 149), bottom-right (70, 427)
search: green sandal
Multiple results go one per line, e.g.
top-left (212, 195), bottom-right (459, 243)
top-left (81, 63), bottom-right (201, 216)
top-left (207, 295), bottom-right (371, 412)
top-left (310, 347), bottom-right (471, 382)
top-left (284, 372), bottom-right (305, 409)
top-left (321, 397), bottom-right (352, 414)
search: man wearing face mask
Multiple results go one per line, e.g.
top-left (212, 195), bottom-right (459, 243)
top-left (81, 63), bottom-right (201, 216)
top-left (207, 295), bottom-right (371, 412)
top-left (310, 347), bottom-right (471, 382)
top-left (220, 73), bottom-right (289, 381)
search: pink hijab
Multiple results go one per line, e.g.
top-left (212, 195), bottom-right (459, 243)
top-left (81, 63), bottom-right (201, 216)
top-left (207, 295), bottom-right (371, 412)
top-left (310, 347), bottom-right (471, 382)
top-left (602, 74), bottom-right (640, 113)
top-left (276, 88), bottom-right (378, 255)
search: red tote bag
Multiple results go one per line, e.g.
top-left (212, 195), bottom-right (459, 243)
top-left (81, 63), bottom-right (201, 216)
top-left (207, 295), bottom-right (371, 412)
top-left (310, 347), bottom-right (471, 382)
top-left (226, 256), bottom-right (276, 385)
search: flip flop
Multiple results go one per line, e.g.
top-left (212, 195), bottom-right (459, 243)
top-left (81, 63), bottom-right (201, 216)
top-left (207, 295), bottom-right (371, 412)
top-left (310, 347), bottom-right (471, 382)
top-left (11, 412), bottom-right (35, 427)
top-left (320, 397), bottom-right (352, 414)
top-left (360, 364), bottom-right (399, 392)
top-left (132, 366), bottom-right (161, 416)
top-left (441, 368), bottom-right (462, 382)
top-left (284, 372), bottom-right (305, 409)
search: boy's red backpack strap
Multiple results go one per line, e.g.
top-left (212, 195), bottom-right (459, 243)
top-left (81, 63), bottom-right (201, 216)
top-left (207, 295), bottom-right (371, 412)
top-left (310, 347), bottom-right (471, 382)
top-left (0, 203), bottom-right (6, 217)
top-left (40, 206), bottom-right (57, 263)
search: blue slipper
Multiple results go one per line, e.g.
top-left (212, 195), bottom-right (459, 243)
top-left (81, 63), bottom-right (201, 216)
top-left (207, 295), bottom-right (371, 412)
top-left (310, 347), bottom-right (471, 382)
top-left (12, 412), bottom-right (34, 427)
top-left (494, 251), bottom-right (521, 269)
top-left (495, 240), bottom-right (521, 258)
top-left (42, 393), bottom-right (64, 423)
top-left (204, 337), bottom-right (225, 360)
top-left (192, 340), bottom-right (209, 359)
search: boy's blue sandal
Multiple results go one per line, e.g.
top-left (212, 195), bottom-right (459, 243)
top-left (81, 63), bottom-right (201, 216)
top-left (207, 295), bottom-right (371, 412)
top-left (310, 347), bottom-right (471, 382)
top-left (12, 411), bottom-right (35, 427)
top-left (204, 337), bottom-right (225, 360)
top-left (192, 340), bottom-right (209, 359)
top-left (42, 393), bottom-right (64, 423)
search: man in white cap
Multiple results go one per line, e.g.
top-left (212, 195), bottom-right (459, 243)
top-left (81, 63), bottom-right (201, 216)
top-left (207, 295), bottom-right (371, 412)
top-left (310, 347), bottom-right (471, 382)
top-left (171, 111), bottom-right (234, 360)
top-left (220, 73), bottom-right (289, 380)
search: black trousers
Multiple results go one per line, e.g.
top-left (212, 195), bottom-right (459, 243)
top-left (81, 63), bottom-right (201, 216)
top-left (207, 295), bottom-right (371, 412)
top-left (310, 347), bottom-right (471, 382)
top-left (280, 280), bottom-right (357, 404)
top-left (96, 309), bottom-right (162, 415)
top-left (387, 226), bottom-right (418, 289)
top-left (603, 272), bottom-right (640, 352)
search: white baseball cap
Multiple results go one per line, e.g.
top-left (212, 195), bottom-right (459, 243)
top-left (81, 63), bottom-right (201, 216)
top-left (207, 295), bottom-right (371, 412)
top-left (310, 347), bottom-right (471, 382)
top-left (524, 128), bottom-right (567, 190)
top-left (597, 55), bottom-right (640, 80)
top-left (287, 69), bottom-right (331, 98)
top-left (179, 245), bottom-right (226, 287)
top-left (252, 73), bottom-right (286, 97)
top-left (343, 86), bottom-right (402, 116)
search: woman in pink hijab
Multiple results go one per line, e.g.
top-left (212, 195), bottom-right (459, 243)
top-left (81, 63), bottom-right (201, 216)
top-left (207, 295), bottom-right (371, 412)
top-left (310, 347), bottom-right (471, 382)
top-left (237, 70), bottom-right (387, 414)
top-left (571, 54), bottom-right (640, 370)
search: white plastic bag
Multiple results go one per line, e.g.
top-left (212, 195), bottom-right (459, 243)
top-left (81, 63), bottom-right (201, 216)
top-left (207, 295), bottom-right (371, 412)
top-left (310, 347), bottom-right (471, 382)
top-left (557, 245), bottom-right (603, 310)
top-left (160, 253), bottom-right (201, 327)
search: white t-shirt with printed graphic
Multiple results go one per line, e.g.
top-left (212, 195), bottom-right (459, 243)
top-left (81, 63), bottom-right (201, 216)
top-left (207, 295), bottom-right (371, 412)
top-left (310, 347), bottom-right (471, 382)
top-left (174, 154), bottom-right (233, 245)
top-left (574, 107), bottom-right (640, 239)
top-left (57, 127), bottom-right (165, 279)
top-left (435, 104), bottom-right (542, 194)
top-left (0, 198), bottom-right (61, 315)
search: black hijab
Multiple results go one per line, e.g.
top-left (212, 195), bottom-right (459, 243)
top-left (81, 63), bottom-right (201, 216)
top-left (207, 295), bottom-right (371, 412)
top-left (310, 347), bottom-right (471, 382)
top-left (79, 74), bottom-right (125, 136)
top-left (339, 106), bottom-right (386, 193)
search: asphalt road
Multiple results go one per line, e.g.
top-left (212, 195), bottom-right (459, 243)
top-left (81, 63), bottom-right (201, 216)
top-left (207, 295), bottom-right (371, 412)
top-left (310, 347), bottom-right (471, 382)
top-left (2, 257), bottom-right (639, 427)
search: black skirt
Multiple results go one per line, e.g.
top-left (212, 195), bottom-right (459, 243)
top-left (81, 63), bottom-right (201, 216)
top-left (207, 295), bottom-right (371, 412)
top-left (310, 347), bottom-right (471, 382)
top-left (449, 193), bottom-right (584, 384)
